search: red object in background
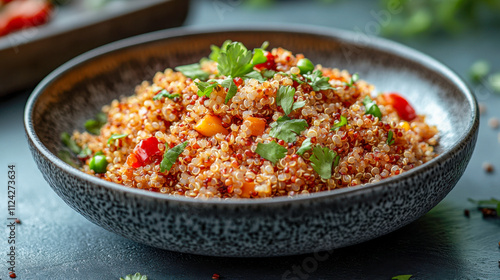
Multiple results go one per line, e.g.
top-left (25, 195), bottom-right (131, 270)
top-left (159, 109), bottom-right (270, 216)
top-left (0, 0), bottom-right (53, 37)
top-left (255, 51), bottom-right (277, 71)
top-left (382, 92), bottom-right (417, 121)
top-left (126, 137), bottom-right (162, 168)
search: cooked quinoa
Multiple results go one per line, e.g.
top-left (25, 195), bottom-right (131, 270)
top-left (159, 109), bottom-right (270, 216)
top-left (70, 41), bottom-right (439, 199)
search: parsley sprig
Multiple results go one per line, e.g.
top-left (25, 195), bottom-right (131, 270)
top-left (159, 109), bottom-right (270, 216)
top-left (160, 141), bottom-right (188, 172)
top-left (344, 73), bottom-right (359, 87)
top-left (387, 131), bottom-right (395, 145)
top-left (153, 89), bottom-right (180, 101)
top-left (302, 70), bottom-right (335, 91)
top-left (310, 146), bottom-right (340, 180)
top-left (269, 116), bottom-right (308, 143)
top-left (120, 273), bottom-right (148, 280)
top-left (84, 112), bottom-right (107, 135)
top-left (107, 133), bottom-right (128, 145)
top-left (296, 138), bottom-right (312, 156)
top-left (175, 63), bottom-right (209, 80)
top-left (255, 141), bottom-right (288, 164)
top-left (331, 115), bottom-right (348, 131)
top-left (363, 95), bottom-right (382, 119)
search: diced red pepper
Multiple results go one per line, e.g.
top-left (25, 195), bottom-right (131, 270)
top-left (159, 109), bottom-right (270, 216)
top-left (0, 0), bottom-right (53, 37)
top-left (254, 52), bottom-right (277, 71)
top-left (233, 77), bottom-right (243, 87)
top-left (382, 92), bottom-right (417, 121)
top-left (126, 136), bottom-right (162, 168)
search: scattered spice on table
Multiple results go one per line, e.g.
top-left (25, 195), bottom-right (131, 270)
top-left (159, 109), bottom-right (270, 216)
top-left (488, 117), bottom-right (499, 129)
top-left (468, 198), bottom-right (500, 218)
top-left (483, 162), bottom-right (494, 173)
top-left (9, 272), bottom-right (16, 278)
top-left (15, 218), bottom-right (21, 224)
top-left (212, 273), bottom-right (220, 279)
top-left (464, 209), bottom-right (470, 218)
top-left (478, 103), bottom-right (487, 115)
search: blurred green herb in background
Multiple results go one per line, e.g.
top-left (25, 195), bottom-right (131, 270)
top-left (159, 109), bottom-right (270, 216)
top-left (381, 0), bottom-right (500, 37)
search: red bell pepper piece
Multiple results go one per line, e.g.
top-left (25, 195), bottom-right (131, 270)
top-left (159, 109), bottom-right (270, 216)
top-left (382, 92), bottom-right (417, 121)
top-left (126, 137), bottom-right (162, 168)
top-left (0, 0), bottom-right (53, 37)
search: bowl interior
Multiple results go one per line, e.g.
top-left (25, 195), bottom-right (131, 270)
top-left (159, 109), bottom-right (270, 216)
top-left (29, 27), bottom-right (474, 190)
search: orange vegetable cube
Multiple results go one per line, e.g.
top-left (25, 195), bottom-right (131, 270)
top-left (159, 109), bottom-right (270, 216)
top-left (245, 116), bottom-right (267, 136)
top-left (194, 115), bottom-right (229, 137)
top-left (241, 182), bottom-right (255, 198)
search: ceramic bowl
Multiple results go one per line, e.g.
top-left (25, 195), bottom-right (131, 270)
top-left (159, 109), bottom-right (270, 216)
top-left (24, 25), bottom-right (479, 257)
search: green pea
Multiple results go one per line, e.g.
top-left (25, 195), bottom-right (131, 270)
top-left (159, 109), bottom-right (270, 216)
top-left (297, 58), bottom-right (314, 74)
top-left (89, 154), bottom-right (108, 173)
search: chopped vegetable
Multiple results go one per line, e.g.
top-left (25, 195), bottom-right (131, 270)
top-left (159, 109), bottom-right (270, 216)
top-left (209, 40), bottom-right (232, 62)
top-left (77, 145), bottom-right (92, 159)
top-left (89, 154), bottom-right (108, 173)
top-left (0, 0), bottom-right (53, 37)
top-left (220, 77), bottom-right (238, 104)
top-left (61, 132), bottom-right (81, 154)
top-left (84, 112), bottom-right (107, 135)
top-left (254, 51), bottom-right (276, 71)
top-left (240, 181), bottom-right (256, 198)
top-left (387, 131), bottom-right (395, 145)
top-left (297, 58), bottom-right (314, 74)
top-left (244, 70), bottom-right (266, 82)
top-left (345, 73), bottom-right (359, 87)
top-left (363, 96), bottom-right (382, 119)
top-left (195, 80), bottom-right (219, 98)
top-left (57, 150), bottom-right (80, 167)
top-left (391, 275), bottom-right (413, 280)
top-left (468, 198), bottom-right (500, 217)
top-left (382, 93), bottom-right (416, 121)
top-left (217, 42), bottom-right (260, 77)
top-left (310, 146), bottom-right (338, 180)
top-left (269, 116), bottom-right (308, 143)
top-left (126, 136), bottom-right (162, 168)
top-left (302, 70), bottom-right (334, 91)
top-left (153, 89), bottom-right (180, 101)
top-left (160, 141), bottom-right (188, 172)
top-left (174, 63), bottom-right (209, 80)
top-left (245, 116), bottom-right (267, 136)
top-left (107, 133), bottom-right (128, 145)
top-left (296, 138), bottom-right (312, 156)
top-left (292, 100), bottom-right (306, 111)
top-left (120, 272), bottom-right (148, 280)
top-left (276, 85), bottom-right (296, 115)
top-left (331, 115), bottom-right (348, 131)
top-left (255, 141), bottom-right (287, 164)
top-left (469, 60), bottom-right (490, 83)
top-left (194, 115), bottom-right (229, 137)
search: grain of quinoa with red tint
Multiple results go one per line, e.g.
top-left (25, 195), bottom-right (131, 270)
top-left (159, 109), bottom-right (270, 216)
top-left (71, 41), bottom-right (438, 199)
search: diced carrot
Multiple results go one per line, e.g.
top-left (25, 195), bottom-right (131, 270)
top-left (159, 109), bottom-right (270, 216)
top-left (241, 182), bottom-right (255, 198)
top-left (194, 115), bottom-right (229, 137)
top-left (126, 153), bottom-right (141, 168)
top-left (245, 116), bottom-right (266, 136)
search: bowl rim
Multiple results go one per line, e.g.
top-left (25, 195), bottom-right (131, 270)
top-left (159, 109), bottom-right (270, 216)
top-left (24, 23), bottom-right (478, 206)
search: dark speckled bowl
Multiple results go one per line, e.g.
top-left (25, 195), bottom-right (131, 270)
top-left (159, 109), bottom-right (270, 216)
top-left (24, 25), bottom-right (478, 257)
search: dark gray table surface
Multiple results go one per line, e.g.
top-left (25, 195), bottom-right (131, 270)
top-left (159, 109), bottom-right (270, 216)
top-left (1, 0), bottom-right (500, 279)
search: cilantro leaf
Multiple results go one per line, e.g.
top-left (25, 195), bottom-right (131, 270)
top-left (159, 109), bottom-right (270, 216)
top-left (160, 141), bottom-right (188, 172)
top-left (310, 146), bottom-right (337, 180)
top-left (262, 69), bottom-right (276, 79)
top-left (57, 150), bottom-right (80, 168)
top-left (195, 80), bottom-right (219, 97)
top-left (345, 73), bottom-right (359, 87)
top-left (84, 112), bottom-right (107, 135)
top-left (175, 63), bottom-right (209, 80)
top-left (303, 70), bottom-right (334, 91)
top-left (120, 272), bottom-right (148, 280)
top-left (61, 132), bottom-right (81, 154)
top-left (217, 42), bottom-right (253, 77)
top-left (292, 100), bottom-right (306, 111)
top-left (220, 77), bottom-right (238, 104)
top-left (269, 116), bottom-right (308, 143)
top-left (209, 40), bottom-right (232, 62)
top-left (255, 141), bottom-right (288, 164)
top-left (391, 275), bottom-right (412, 280)
top-left (244, 70), bottom-right (266, 82)
top-left (277, 86), bottom-right (296, 115)
top-left (153, 89), bottom-right (180, 101)
top-left (387, 131), bottom-right (395, 145)
top-left (107, 133), bottom-right (128, 145)
top-left (260, 41), bottom-right (269, 50)
top-left (296, 138), bottom-right (312, 156)
top-left (363, 96), bottom-right (382, 119)
top-left (331, 115), bottom-right (348, 131)
top-left (77, 145), bottom-right (92, 159)
top-left (251, 47), bottom-right (267, 66)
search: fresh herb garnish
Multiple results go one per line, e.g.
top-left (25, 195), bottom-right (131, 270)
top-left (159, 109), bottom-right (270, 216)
top-left (302, 70), bottom-right (334, 91)
top-left (310, 146), bottom-right (338, 180)
top-left (296, 138), bottom-right (312, 156)
top-left (489, 73), bottom-right (500, 93)
top-left (153, 89), bottom-right (181, 101)
top-left (331, 115), bottom-right (348, 131)
top-left (61, 132), bottom-right (81, 154)
top-left (120, 272), bottom-right (148, 280)
top-left (468, 198), bottom-right (500, 217)
top-left (255, 141), bottom-right (288, 164)
top-left (291, 100), bottom-right (306, 111)
top-left (209, 40), bottom-right (232, 62)
top-left (363, 96), bottom-right (382, 119)
top-left (84, 112), bottom-right (107, 135)
top-left (244, 70), bottom-right (266, 82)
top-left (220, 77), bottom-right (238, 104)
top-left (387, 131), bottom-right (395, 145)
top-left (217, 41), bottom-right (265, 78)
top-left (345, 73), bottom-right (359, 87)
top-left (77, 146), bottom-right (92, 159)
top-left (160, 141), bottom-right (188, 172)
top-left (195, 80), bottom-right (219, 98)
top-left (391, 275), bottom-right (413, 280)
top-left (107, 133), bottom-right (128, 145)
top-left (276, 86), bottom-right (296, 115)
top-left (58, 150), bottom-right (80, 167)
top-left (262, 69), bottom-right (276, 79)
top-left (175, 63), bottom-right (209, 80)
top-left (269, 116), bottom-right (308, 143)
top-left (469, 60), bottom-right (490, 83)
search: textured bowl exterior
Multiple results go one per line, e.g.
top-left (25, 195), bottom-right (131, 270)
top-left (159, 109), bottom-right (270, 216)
top-left (24, 25), bottom-right (479, 257)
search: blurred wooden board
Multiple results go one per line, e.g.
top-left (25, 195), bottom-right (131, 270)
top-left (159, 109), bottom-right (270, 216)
top-left (0, 0), bottom-right (189, 96)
